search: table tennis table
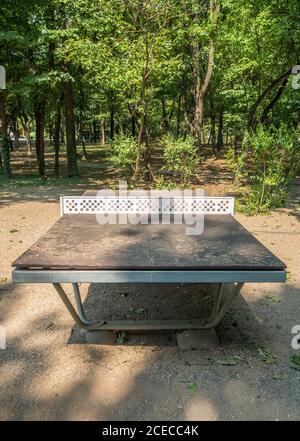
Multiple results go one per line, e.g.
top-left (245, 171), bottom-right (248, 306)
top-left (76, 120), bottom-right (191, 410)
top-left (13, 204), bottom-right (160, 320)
top-left (12, 191), bottom-right (286, 343)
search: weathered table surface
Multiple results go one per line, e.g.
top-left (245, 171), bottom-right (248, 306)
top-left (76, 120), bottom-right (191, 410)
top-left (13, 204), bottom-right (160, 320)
top-left (13, 214), bottom-right (286, 271)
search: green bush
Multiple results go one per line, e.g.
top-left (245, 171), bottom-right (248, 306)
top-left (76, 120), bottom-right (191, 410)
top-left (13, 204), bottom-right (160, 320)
top-left (161, 134), bottom-right (200, 184)
top-left (225, 146), bottom-right (246, 185)
top-left (110, 135), bottom-right (138, 176)
top-left (227, 125), bottom-right (300, 214)
top-left (154, 175), bottom-right (177, 190)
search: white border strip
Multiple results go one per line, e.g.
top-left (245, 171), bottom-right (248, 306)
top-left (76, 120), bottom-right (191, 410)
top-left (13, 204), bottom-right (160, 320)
top-left (60, 196), bottom-right (234, 216)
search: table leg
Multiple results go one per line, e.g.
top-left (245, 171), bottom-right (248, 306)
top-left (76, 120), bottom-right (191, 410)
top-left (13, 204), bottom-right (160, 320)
top-left (72, 283), bottom-right (93, 325)
top-left (52, 282), bottom-right (244, 334)
top-left (204, 283), bottom-right (244, 328)
top-left (53, 283), bottom-right (98, 330)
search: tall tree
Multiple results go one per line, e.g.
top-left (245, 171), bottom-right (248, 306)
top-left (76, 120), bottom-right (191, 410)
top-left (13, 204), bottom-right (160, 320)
top-left (64, 78), bottom-right (79, 176)
top-left (0, 88), bottom-right (12, 179)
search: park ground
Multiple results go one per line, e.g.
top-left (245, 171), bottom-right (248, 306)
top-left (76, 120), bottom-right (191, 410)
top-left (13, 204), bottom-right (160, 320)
top-left (0, 145), bottom-right (300, 420)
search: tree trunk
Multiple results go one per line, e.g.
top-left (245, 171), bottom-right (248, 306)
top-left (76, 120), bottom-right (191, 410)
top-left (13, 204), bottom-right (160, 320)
top-left (161, 96), bottom-right (169, 132)
top-left (92, 119), bottom-right (97, 143)
top-left (60, 118), bottom-right (65, 145)
top-left (191, 42), bottom-right (202, 141)
top-left (23, 114), bottom-right (32, 155)
top-left (101, 118), bottom-right (106, 145)
top-left (176, 91), bottom-right (182, 136)
top-left (34, 100), bottom-right (45, 177)
top-left (134, 94), bottom-right (146, 181)
top-left (89, 124), bottom-right (93, 143)
top-left (128, 104), bottom-right (136, 137)
top-left (131, 113), bottom-right (136, 137)
top-left (0, 89), bottom-right (12, 179)
top-left (192, 40), bottom-right (215, 141)
top-left (54, 95), bottom-right (63, 176)
top-left (11, 118), bottom-right (20, 149)
top-left (216, 107), bottom-right (223, 151)
top-left (80, 119), bottom-right (87, 160)
top-left (79, 112), bottom-right (87, 160)
top-left (260, 76), bottom-right (289, 125)
top-left (183, 82), bottom-right (193, 135)
top-left (81, 136), bottom-right (87, 159)
top-left (19, 111), bottom-right (32, 155)
top-left (77, 83), bottom-right (87, 158)
top-left (248, 69), bottom-right (291, 130)
top-left (64, 81), bottom-right (79, 177)
top-left (110, 104), bottom-right (115, 141)
top-left (48, 124), bottom-right (53, 146)
top-left (191, 1), bottom-right (219, 141)
top-left (134, 32), bottom-right (150, 181)
top-left (210, 111), bottom-right (216, 155)
top-left (202, 125), bottom-right (206, 144)
top-left (233, 135), bottom-right (239, 157)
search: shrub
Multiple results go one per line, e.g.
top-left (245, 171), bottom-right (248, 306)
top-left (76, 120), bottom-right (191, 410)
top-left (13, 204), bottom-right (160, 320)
top-left (154, 175), bottom-right (177, 190)
top-left (161, 134), bottom-right (200, 184)
top-left (110, 135), bottom-right (138, 176)
top-left (225, 146), bottom-right (246, 185)
top-left (227, 125), bottom-right (300, 214)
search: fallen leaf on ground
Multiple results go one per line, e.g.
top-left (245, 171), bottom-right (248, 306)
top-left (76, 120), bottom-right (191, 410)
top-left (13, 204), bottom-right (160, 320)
top-left (116, 331), bottom-right (126, 344)
top-left (257, 348), bottom-right (277, 364)
top-left (291, 354), bottom-right (300, 366)
top-left (266, 295), bottom-right (281, 303)
top-left (214, 357), bottom-right (238, 366)
top-left (186, 382), bottom-right (198, 394)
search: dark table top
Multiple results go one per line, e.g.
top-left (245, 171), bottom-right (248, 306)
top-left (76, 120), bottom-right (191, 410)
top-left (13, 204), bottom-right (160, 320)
top-left (12, 214), bottom-right (286, 271)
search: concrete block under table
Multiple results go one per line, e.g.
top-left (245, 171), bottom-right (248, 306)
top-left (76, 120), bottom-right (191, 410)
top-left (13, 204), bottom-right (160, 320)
top-left (86, 330), bottom-right (117, 345)
top-left (176, 329), bottom-right (219, 350)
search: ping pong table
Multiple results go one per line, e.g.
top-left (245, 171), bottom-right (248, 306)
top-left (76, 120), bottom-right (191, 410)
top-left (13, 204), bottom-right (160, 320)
top-left (11, 191), bottom-right (286, 343)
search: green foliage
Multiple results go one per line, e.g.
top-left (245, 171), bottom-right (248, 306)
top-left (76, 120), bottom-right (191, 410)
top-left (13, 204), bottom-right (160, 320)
top-left (257, 348), bottom-right (278, 365)
top-left (154, 175), bottom-right (177, 190)
top-left (225, 147), bottom-right (246, 185)
top-left (161, 134), bottom-right (200, 184)
top-left (291, 354), bottom-right (300, 366)
top-left (1, 0), bottom-right (300, 191)
top-left (266, 295), bottom-right (281, 303)
top-left (116, 331), bottom-right (126, 344)
top-left (227, 126), bottom-right (300, 214)
top-left (187, 382), bottom-right (198, 394)
top-left (110, 135), bottom-right (138, 177)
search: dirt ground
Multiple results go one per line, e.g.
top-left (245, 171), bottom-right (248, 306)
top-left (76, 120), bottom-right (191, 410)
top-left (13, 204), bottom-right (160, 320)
top-left (0, 181), bottom-right (300, 421)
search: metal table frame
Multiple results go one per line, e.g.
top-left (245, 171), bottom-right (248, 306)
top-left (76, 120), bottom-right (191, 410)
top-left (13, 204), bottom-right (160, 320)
top-left (12, 268), bottom-right (286, 332)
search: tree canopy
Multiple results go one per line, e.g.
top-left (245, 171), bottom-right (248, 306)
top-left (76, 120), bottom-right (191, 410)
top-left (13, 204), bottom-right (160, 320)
top-left (0, 0), bottom-right (299, 197)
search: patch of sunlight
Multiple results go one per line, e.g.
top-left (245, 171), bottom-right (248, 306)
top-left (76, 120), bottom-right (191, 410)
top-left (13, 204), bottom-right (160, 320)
top-left (185, 397), bottom-right (218, 420)
top-left (0, 360), bottom-right (25, 387)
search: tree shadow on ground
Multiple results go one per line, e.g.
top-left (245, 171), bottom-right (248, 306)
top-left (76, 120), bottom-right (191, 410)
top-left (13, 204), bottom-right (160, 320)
top-left (1, 279), bottom-right (299, 420)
